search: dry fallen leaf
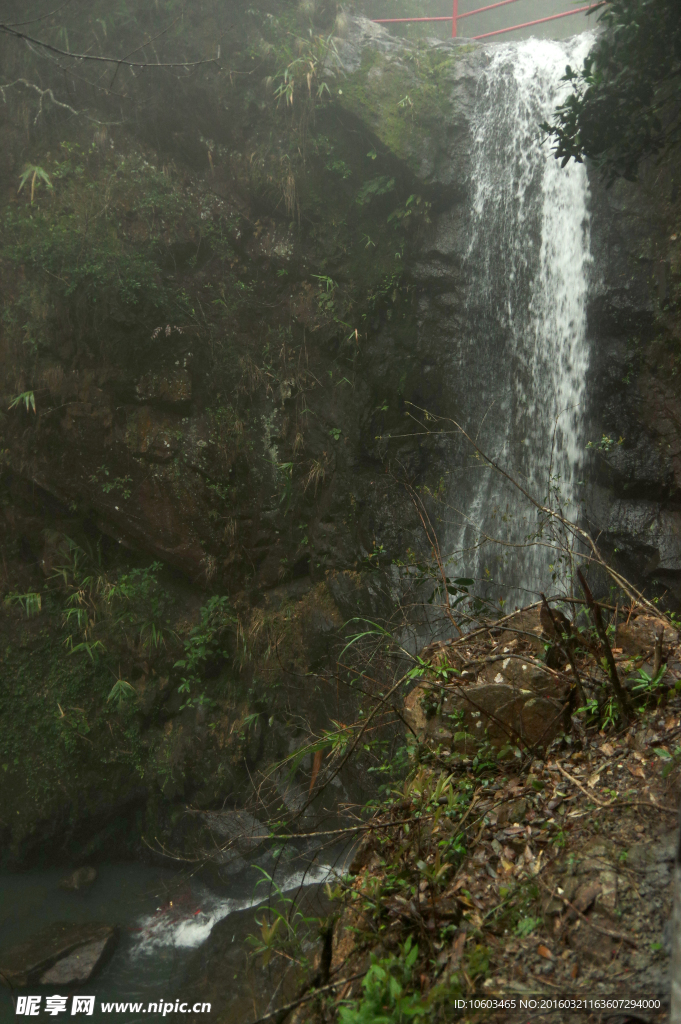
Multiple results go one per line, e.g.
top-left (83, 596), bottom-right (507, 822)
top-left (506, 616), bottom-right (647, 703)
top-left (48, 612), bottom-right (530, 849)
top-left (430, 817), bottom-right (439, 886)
top-left (571, 962), bottom-right (579, 979)
top-left (628, 764), bottom-right (645, 779)
top-left (601, 742), bottom-right (615, 756)
top-left (537, 944), bottom-right (553, 960)
top-left (450, 930), bottom-right (467, 966)
top-left (587, 772), bottom-right (601, 788)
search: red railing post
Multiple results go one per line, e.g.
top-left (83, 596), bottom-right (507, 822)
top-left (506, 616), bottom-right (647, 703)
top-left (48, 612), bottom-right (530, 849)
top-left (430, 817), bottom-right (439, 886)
top-left (371, 1), bottom-right (598, 36)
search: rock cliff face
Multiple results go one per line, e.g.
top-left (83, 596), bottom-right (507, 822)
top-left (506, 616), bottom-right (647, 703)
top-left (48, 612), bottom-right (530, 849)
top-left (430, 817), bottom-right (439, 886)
top-left (585, 164), bottom-right (681, 597)
top-left (0, 6), bottom-right (678, 860)
top-left (0, 10), bottom-right (481, 861)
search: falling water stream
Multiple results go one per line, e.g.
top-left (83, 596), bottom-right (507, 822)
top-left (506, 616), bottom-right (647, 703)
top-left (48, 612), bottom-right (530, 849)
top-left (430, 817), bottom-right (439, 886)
top-left (447, 34), bottom-right (594, 609)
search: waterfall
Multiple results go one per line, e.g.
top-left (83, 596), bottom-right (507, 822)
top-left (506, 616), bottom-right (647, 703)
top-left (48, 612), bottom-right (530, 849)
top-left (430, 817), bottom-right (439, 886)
top-left (448, 33), bottom-right (594, 611)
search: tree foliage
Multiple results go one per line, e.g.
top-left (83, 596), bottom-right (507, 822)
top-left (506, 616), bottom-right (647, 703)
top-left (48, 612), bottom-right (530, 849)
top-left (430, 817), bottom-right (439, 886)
top-left (542, 0), bottom-right (681, 183)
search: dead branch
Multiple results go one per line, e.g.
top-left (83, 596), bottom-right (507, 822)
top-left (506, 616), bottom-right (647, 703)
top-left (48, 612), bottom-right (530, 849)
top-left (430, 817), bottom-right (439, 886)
top-left (537, 877), bottom-right (637, 947)
top-left (541, 592), bottom-right (587, 709)
top-left (0, 21), bottom-right (221, 68)
top-left (577, 569), bottom-right (631, 724)
top-left (246, 971), bottom-right (367, 1024)
top-left (0, 78), bottom-right (79, 120)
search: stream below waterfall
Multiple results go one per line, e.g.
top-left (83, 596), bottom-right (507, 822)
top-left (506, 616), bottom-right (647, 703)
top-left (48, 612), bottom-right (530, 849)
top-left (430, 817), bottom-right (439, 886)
top-left (0, 862), bottom-right (333, 1024)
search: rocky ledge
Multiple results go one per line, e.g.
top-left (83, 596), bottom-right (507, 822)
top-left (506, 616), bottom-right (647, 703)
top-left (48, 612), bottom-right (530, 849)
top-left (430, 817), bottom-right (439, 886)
top-left (0, 922), bottom-right (118, 988)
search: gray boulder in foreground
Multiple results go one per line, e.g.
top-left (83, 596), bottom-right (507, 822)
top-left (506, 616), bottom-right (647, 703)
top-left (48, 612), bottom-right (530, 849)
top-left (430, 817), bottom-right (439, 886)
top-left (0, 922), bottom-right (117, 987)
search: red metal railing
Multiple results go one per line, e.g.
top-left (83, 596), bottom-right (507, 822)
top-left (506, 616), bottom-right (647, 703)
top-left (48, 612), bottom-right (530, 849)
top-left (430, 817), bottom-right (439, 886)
top-left (373, 0), bottom-right (601, 39)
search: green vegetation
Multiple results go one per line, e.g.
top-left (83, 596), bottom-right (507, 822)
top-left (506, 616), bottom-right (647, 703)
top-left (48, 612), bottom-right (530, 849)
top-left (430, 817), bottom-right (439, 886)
top-left (338, 939), bottom-right (428, 1023)
top-left (337, 45), bottom-right (463, 166)
top-left (17, 165), bottom-right (53, 203)
top-left (3, 148), bottom-right (189, 350)
top-left (174, 596), bottom-right (235, 709)
top-left (8, 391), bottom-right (36, 414)
top-left (543, 0), bottom-right (681, 182)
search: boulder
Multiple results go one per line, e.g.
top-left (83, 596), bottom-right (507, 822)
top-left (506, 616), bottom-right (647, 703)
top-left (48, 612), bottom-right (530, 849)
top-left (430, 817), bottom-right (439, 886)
top-left (498, 608), bottom-right (546, 652)
top-left (184, 808), bottom-right (270, 872)
top-left (617, 614), bottom-right (678, 655)
top-left (0, 923), bottom-right (118, 988)
top-left (59, 866), bottom-right (97, 891)
top-left (479, 658), bottom-right (559, 697)
top-left (40, 936), bottom-right (113, 986)
top-left (404, 681), bottom-right (564, 755)
top-left (189, 809), bottom-right (269, 851)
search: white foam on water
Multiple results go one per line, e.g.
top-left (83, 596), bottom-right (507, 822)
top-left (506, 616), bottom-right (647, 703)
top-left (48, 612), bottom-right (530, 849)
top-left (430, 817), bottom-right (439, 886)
top-left (130, 864), bottom-right (338, 954)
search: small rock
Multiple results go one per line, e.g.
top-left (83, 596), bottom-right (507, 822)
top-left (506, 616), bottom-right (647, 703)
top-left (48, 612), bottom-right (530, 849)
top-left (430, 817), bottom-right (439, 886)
top-left (0, 923), bottom-right (117, 988)
top-left (40, 936), bottom-right (114, 985)
top-left (59, 866), bottom-right (97, 891)
top-left (569, 881), bottom-right (601, 918)
top-left (497, 799), bottom-right (527, 826)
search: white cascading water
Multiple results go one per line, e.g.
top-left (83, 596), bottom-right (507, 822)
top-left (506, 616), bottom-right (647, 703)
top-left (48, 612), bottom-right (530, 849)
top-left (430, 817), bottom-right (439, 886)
top-left (448, 33), bottom-right (594, 610)
top-left (129, 864), bottom-right (337, 954)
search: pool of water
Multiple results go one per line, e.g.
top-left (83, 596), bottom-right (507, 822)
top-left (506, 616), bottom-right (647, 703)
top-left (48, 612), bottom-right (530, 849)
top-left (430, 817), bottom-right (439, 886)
top-left (0, 860), bottom-right (334, 1023)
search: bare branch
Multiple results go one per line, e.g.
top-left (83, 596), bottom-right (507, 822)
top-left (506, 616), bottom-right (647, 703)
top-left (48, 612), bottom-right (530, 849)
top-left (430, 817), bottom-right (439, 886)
top-left (0, 77), bottom-right (79, 121)
top-left (7, 1), bottom-right (75, 28)
top-left (0, 21), bottom-right (221, 69)
top-left (577, 568), bottom-right (631, 724)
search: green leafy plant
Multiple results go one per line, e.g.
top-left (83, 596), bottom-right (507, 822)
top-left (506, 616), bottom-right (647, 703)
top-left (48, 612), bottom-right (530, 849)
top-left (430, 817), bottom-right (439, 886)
top-left (388, 194), bottom-right (432, 230)
top-left (3, 592), bottom-right (42, 618)
top-left (586, 434), bottom-right (624, 453)
top-left (632, 664), bottom-right (668, 697)
top-left (248, 868), bottom-right (319, 970)
top-left (89, 465), bottom-right (133, 500)
top-left (174, 595), bottom-right (234, 708)
top-left (18, 165), bottom-right (53, 203)
top-left (8, 391), bottom-right (36, 414)
top-left (338, 938), bottom-right (428, 1024)
top-left (542, 0), bottom-right (681, 182)
top-left (50, 538), bottom-right (173, 662)
top-left (271, 32), bottom-right (339, 112)
top-left (107, 677), bottom-right (136, 708)
top-left (515, 915), bottom-right (542, 938)
top-left (326, 159), bottom-right (352, 179)
top-left (355, 176), bottom-right (396, 206)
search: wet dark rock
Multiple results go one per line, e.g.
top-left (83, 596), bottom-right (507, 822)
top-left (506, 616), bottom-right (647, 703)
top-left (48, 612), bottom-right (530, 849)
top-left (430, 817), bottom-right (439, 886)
top-left (59, 867), bottom-right (97, 891)
top-left (0, 923), bottom-right (118, 988)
